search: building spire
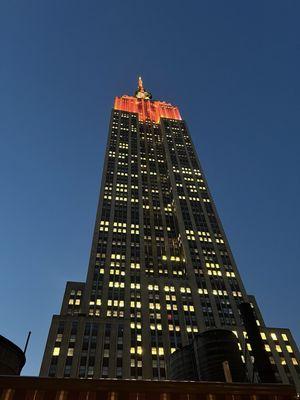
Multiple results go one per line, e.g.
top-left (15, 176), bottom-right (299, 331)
top-left (138, 76), bottom-right (144, 92)
top-left (135, 76), bottom-right (152, 100)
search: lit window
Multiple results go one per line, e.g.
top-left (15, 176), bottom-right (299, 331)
top-left (56, 334), bottom-right (63, 342)
top-left (265, 344), bottom-right (271, 352)
top-left (53, 347), bottom-right (60, 356)
top-left (282, 333), bottom-right (289, 342)
top-left (286, 345), bottom-right (293, 353)
top-left (158, 347), bottom-right (164, 355)
top-left (260, 332), bottom-right (267, 340)
top-left (67, 348), bottom-right (74, 356)
top-left (270, 333), bottom-right (277, 340)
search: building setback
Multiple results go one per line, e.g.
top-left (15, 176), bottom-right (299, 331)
top-left (40, 78), bottom-right (300, 389)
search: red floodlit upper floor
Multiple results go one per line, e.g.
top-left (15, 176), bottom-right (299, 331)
top-left (113, 77), bottom-right (182, 124)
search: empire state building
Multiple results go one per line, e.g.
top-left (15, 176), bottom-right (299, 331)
top-left (40, 78), bottom-right (300, 389)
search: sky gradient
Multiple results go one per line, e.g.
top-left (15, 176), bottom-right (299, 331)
top-left (1, 1), bottom-right (299, 376)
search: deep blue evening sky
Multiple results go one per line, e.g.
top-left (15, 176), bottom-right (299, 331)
top-left (1, 1), bottom-right (299, 376)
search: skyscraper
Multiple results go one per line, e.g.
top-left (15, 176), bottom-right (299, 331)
top-left (40, 78), bottom-right (300, 388)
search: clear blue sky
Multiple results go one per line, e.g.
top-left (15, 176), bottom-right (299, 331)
top-left (1, 1), bottom-right (299, 376)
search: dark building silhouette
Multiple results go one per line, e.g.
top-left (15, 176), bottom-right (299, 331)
top-left (0, 335), bottom-right (25, 376)
top-left (169, 329), bottom-right (247, 382)
top-left (239, 302), bottom-right (277, 383)
top-left (40, 78), bottom-right (300, 390)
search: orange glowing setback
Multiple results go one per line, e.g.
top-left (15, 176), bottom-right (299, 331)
top-left (113, 77), bottom-right (181, 123)
top-left (114, 96), bottom-right (182, 123)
